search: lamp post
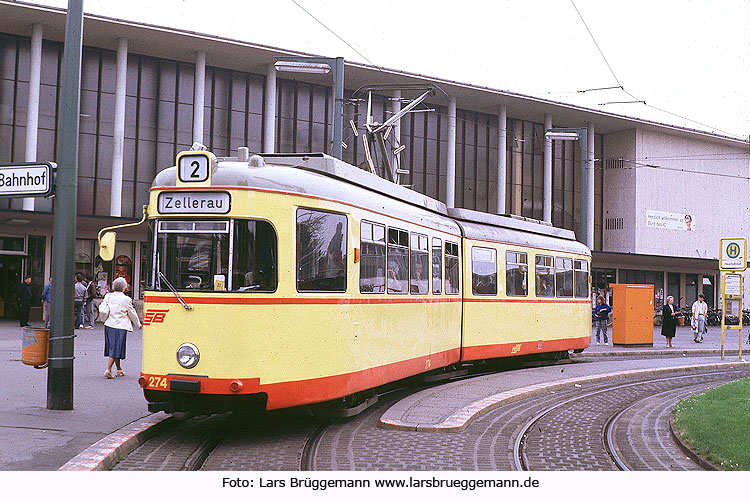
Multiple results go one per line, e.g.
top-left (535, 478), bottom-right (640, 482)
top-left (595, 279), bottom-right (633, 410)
top-left (274, 56), bottom-right (344, 160)
top-left (545, 127), bottom-right (592, 248)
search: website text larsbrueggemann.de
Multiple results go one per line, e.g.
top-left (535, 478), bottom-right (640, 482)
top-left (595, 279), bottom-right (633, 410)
top-left (223, 476), bottom-right (541, 491)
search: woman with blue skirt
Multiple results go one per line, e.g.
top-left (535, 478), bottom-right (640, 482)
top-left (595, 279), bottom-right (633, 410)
top-left (98, 277), bottom-right (141, 379)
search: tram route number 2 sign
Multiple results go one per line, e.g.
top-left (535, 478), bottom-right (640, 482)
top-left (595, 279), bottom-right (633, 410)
top-left (720, 238), bottom-right (747, 271)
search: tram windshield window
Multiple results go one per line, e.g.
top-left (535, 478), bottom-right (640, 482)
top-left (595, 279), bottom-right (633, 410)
top-left (506, 251), bottom-right (528, 296)
top-left (432, 238), bottom-right (442, 295)
top-left (296, 209), bottom-right (348, 292)
top-left (574, 259), bottom-right (589, 298)
top-left (232, 220), bottom-right (277, 292)
top-left (445, 241), bottom-right (460, 295)
top-left (156, 221), bottom-right (229, 291)
top-left (535, 255), bottom-right (555, 297)
top-left (387, 228), bottom-right (409, 294)
top-left (472, 246), bottom-right (497, 295)
top-left (360, 221), bottom-right (385, 293)
top-left (555, 257), bottom-right (574, 297)
top-left (410, 233), bottom-right (429, 295)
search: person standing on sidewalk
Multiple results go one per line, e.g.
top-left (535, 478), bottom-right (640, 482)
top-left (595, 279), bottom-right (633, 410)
top-left (98, 277), bottom-right (140, 379)
top-left (18, 276), bottom-right (32, 327)
top-left (593, 295), bottom-right (612, 345)
top-left (41, 277), bottom-right (52, 328)
top-left (661, 295), bottom-right (678, 347)
top-left (74, 274), bottom-right (87, 329)
top-left (691, 294), bottom-right (708, 343)
top-left (84, 274), bottom-right (96, 329)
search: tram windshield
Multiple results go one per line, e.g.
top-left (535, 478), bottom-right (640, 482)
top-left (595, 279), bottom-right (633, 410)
top-left (153, 219), bottom-right (277, 292)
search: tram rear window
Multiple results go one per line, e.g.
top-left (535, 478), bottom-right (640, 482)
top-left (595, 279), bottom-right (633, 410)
top-left (445, 242), bottom-right (460, 295)
top-left (574, 259), bottom-right (589, 298)
top-left (296, 209), bottom-right (348, 292)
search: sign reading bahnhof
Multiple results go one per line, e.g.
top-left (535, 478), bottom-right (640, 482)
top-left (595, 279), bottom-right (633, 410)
top-left (720, 237), bottom-right (747, 271)
top-left (0, 162), bottom-right (55, 198)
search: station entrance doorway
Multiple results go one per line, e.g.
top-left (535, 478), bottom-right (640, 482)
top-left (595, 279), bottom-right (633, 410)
top-left (0, 255), bottom-right (23, 320)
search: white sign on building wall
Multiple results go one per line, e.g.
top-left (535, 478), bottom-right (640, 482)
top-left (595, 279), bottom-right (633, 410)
top-left (645, 210), bottom-right (695, 231)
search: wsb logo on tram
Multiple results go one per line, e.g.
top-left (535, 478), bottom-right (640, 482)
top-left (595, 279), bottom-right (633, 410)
top-left (144, 309), bottom-right (169, 326)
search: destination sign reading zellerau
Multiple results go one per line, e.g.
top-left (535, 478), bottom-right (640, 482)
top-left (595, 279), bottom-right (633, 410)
top-left (157, 191), bottom-right (231, 214)
top-left (720, 237), bottom-right (747, 271)
top-left (0, 162), bottom-right (55, 198)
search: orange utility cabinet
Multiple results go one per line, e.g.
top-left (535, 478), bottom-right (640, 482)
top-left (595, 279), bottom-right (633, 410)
top-left (611, 284), bottom-right (654, 346)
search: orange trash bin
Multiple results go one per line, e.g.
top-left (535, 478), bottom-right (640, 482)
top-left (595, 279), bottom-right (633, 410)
top-left (21, 327), bottom-right (49, 368)
top-left (611, 284), bottom-right (654, 346)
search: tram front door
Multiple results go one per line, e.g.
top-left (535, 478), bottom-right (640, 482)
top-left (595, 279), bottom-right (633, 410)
top-left (0, 255), bottom-right (23, 320)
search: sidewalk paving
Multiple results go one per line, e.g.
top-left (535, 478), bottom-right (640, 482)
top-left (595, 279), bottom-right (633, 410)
top-left (0, 319), bottom-right (747, 470)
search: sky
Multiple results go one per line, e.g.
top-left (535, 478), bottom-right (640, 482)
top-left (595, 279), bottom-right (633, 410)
top-left (29, 0), bottom-right (750, 140)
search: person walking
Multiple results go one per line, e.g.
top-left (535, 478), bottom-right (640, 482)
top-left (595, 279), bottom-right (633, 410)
top-left (74, 274), bottom-right (86, 329)
top-left (593, 295), bottom-right (612, 345)
top-left (84, 274), bottom-right (96, 329)
top-left (41, 277), bottom-right (52, 329)
top-left (691, 293), bottom-right (708, 343)
top-left (661, 295), bottom-right (678, 347)
top-left (98, 277), bottom-right (140, 379)
top-left (18, 276), bottom-right (32, 327)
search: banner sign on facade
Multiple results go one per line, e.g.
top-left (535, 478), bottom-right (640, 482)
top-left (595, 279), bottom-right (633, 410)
top-left (645, 210), bottom-right (694, 231)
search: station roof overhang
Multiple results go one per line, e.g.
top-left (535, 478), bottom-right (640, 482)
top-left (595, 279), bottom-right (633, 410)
top-left (592, 250), bottom-right (721, 275)
top-left (1, 1), bottom-right (746, 148)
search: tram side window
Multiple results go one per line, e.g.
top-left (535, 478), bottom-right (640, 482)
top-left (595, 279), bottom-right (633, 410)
top-left (472, 247), bottom-right (497, 295)
top-left (574, 259), bottom-right (589, 298)
top-left (535, 254), bottom-right (555, 297)
top-left (296, 208), bottom-right (347, 292)
top-left (445, 242), bottom-right (460, 295)
top-left (506, 251), bottom-right (528, 296)
top-left (387, 228), bottom-right (409, 294)
top-left (231, 220), bottom-right (277, 292)
top-left (555, 257), bottom-right (574, 297)
top-left (432, 238), bottom-right (442, 294)
top-left (410, 233), bottom-right (429, 294)
top-left (360, 221), bottom-right (385, 293)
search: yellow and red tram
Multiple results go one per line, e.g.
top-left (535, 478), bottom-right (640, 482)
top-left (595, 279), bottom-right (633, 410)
top-left (124, 148), bottom-right (590, 414)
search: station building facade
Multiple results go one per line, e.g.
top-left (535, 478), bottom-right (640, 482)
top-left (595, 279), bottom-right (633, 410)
top-left (0, 1), bottom-right (747, 320)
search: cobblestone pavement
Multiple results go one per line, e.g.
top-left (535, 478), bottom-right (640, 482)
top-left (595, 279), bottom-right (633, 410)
top-left (111, 367), bottom-right (750, 471)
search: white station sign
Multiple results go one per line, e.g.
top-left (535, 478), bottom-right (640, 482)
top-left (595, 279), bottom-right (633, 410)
top-left (0, 162), bottom-right (55, 198)
top-left (720, 238), bottom-right (747, 271)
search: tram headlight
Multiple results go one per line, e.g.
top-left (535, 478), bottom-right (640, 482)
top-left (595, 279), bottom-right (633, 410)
top-left (176, 343), bottom-right (200, 369)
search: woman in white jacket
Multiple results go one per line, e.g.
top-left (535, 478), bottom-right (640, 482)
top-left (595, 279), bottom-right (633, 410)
top-left (98, 277), bottom-right (141, 379)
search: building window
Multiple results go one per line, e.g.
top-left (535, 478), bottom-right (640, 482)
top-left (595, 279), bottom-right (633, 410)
top-left (387, 228), bottom-right (409, 294)
top-left (472, 246), bottom-right (497, 295)
top-left (410, 233), bottom-right (429, 294)
top-left (555, 257), bottom-right (573, 298)
top-left (535, 254), bottom-right (555, 297)
top-left (360, 221), bottom-right (385, 294)
top-left (296, 209), bottom-right (347, 292)
top-left (445, 241), bottom-right (460, 295)
top-left (506, 250), bottom-right (528, 296)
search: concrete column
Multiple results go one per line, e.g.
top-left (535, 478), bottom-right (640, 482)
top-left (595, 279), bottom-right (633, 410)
top-left (23, 23), bottom-right (43, 211)
top-left (496, 105), bottom-right (507, 214)
top-left (263, 63), bottom-right (276, 153)
top-left (512, 120), bottom-right (523, 214)
top-left (390, 89), bottom-right (401, 179)
top-left (586, 123), bottom-right (595, 248)
top-left (446, 97), bottom-right (457, 208)
top-left (543, 113), bottom-right (553, 223)
top-left (193, 51), bottom-right (206, 144)
top-left (110, 37), bottom-right (127, 217)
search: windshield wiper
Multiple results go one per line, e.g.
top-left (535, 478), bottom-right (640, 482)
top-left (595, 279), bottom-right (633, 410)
top-left (157, 271), bottom-right (193, 310)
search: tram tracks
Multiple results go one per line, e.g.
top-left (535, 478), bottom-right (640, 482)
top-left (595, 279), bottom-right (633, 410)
top-left (513, 371), bottom-right (745, 471)
top-left (112, 363), bottom-right (750, 471)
